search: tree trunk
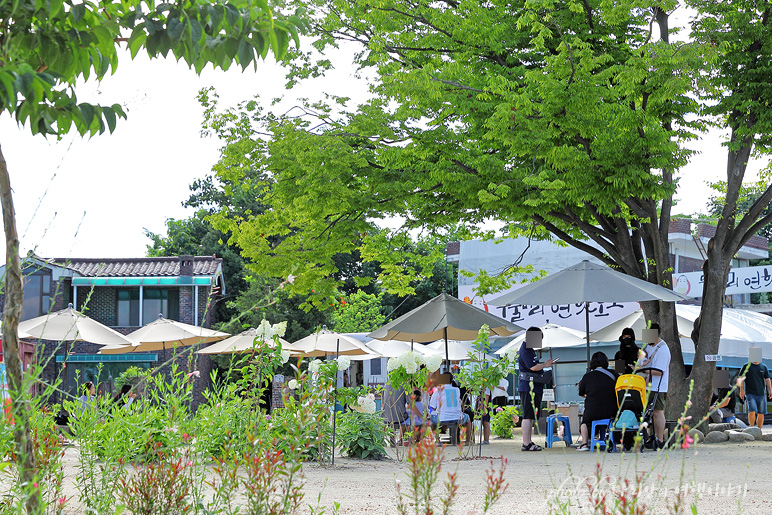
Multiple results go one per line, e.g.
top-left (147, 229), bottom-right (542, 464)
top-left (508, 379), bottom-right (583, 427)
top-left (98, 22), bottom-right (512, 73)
top-left (0, 145), bottom-right (40, 513)
top-left (683, 241), bottom-right (729, 432)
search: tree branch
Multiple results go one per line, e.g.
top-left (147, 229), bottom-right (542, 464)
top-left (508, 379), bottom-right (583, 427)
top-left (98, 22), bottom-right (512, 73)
top-left (532, 214), bottom-right (617, 267)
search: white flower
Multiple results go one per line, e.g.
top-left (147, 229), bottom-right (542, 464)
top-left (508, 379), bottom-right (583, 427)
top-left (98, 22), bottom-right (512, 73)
top-left (387, 356), bottom-right (400, 372)
top-left (280, 350), bottom-right (291, 364)
top-left (286, 274), bottom-right (296, 284)
top-left (425, 354), bottom-right (443, 373)
top-left (505, 347), bottom-right (518, 362)
top-left (351, 396), bottom-right (377, 414)
top-left (309, 359), bottom-right (322, 375)
top-left (367, 393), bottom-right (375, 401)
top-left (402, 352), bottom-right (419, 374)
top-left (288, 379), bottom-right (299, 390)
top-left (337, 355), bottom-right (351, 371)
top-left (362, 397), bottom-right (376, 414)
top-left (256, 319), bottom-right (273, 340)
top-left (273, 321), bottom-right (288, 338)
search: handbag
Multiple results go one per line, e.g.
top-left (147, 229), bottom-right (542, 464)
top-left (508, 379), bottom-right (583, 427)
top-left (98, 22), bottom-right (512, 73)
top-left (520, 369), bottom-right (553, 384)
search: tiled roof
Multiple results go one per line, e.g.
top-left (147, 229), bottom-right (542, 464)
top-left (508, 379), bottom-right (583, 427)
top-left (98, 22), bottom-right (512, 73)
top-left (45, 256), bottom-right (222, 277)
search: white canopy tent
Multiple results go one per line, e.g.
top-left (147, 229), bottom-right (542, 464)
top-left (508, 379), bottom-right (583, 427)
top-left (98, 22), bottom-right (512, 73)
top-left (496, 323), bottom-right (587, 355)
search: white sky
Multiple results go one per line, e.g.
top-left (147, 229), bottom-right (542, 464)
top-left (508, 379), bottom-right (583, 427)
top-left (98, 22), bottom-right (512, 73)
top-left (0, 46), bottom-right (766, 260)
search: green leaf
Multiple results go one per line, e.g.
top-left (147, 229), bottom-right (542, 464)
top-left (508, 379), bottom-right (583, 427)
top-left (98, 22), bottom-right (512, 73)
top-left (189, 18), bottom-right (203, 44)
top-left (78, 103), bottom-right (95, 127)
top-left (146, 32), bottom-right (162, 56)
top-left (0, 72), bottom-right (18, 108)
top-left (237, 40), bottom-right (254, 69)
top-left (128, 28), bottom-right (147, 59)
top-left (167, 17), bottom-right (184, 45)
top-left (209, 5), bottom-right (225, 33)
top-left (225, 4), bottom-right (239, 27)
top-left (71, 3), bottom-right (86, 22)
top-left (102, 107), bottom-right (117, 133)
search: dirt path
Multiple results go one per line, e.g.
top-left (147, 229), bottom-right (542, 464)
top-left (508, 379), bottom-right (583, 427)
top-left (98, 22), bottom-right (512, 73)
top-left (52, 433), bottom-right (772, 515)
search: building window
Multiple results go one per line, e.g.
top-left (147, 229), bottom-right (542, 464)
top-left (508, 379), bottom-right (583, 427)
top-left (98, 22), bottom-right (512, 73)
top-left (117, 289), bottom-right (140, 326)
top-left (142, 289), bottom-right (168, 323)
top-left (142, 289), bottom-right (179, 323)
top-left (22, 273), bottom-right (52, 320)
top-left (117, 288), bottom-right (179, 326)
top-left (370, 358), bottom-right (383, 376)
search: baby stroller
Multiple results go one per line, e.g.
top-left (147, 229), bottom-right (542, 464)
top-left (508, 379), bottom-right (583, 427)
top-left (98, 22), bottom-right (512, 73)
top-left (612, 367), bottom-right (663, 451)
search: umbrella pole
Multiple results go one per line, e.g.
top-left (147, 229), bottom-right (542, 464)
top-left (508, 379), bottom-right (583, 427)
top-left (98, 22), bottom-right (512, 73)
top-left (332, 338), bottom-right (340, 466)
top-left (444, 327), bottom-right (449, 373)
top-left (585, 302), bottom-right (591, 371)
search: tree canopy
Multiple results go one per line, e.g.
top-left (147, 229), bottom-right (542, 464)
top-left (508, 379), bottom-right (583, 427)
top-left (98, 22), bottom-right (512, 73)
top-left (0, 0), bottom-right (306, 136)
top-left (199, 0), bottom-right (772, 424)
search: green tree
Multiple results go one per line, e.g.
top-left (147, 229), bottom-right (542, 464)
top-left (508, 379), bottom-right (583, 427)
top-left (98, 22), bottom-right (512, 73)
top-left (218, 276), bottom-right (329, 342)
top-left (330, 290), bottom-right (386, 333)
top-left (0, 2), bottom-right (305, 512)
top-left (201, 0), bottom-right (772, 427)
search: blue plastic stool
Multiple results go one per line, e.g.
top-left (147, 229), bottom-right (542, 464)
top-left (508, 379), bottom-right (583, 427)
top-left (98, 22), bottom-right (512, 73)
top-left (590, 419), bottom-right (616, 452)
top-left (545, 414), bottom-right (573, 448)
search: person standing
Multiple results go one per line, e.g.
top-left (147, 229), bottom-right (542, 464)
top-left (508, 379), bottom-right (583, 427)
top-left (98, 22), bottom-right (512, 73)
top-left (637, 323), bottom-right (670, 449)
top-left (614, 328), bottom-right (640, 374)
top-left (491, 376), bottom-right (509, 408)
top-left (382, 384), bottom-right (408, 445)
top-left (738, 359), bottom-right (772, 428)
top-left (518, 326), bottom-right (557, 451)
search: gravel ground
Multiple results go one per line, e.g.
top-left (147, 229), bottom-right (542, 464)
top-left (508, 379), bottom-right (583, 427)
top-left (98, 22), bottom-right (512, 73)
top-left (48, 428), bottom-right (772, 515)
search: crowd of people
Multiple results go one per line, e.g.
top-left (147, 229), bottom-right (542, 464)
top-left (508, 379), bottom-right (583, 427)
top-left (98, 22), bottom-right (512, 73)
top-left (383, 372), bottom-right (510, 446)
top-left (382, 323), bottom-right (764, 453)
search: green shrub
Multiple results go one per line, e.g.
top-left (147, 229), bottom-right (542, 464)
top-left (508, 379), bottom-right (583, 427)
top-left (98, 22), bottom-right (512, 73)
top-left (115, 366), bottom-right (153, 391)
top-left (335, 411), bottom-right (390, 460)
top-left (187, 393), bottom-right (262, 459)
top-left (490, 405), bottom-right (520, 439)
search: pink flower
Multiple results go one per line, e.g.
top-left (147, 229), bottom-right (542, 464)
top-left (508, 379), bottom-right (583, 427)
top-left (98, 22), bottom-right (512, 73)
top-left (181, 433), bottom-right (190, 441)
top-left (186, 371), bottom-right (200, 379)
top-left (58, 497), bottom-right (66, 507)
top-left (681, 434), bottom-right (694, 449)
top-left (186, 460), bottom-right (194, 467)
top-left (33, 482), bottom-right (39, 489)
top-left (685, 400), bottom-right (692, 408)
top-left (495, 407), bottom-right (503, 413)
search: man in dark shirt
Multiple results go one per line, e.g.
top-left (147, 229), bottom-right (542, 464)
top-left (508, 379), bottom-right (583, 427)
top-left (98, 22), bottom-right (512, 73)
top-left (518, 327), bottom-right (557, 451)
top-left (739, 360), bottom-right (772, 428)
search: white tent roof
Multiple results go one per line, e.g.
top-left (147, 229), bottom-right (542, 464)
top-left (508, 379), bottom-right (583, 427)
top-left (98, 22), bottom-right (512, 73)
top-left (496, 323), bottom-right (587, 355)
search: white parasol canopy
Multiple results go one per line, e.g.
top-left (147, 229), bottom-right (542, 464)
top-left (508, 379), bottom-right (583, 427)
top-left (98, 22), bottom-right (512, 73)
top-left (292, 328), bottom-right (381, 360)
top-left (18, 304), bottom-right (134, 346)
top-left (100, 315), bottom-right (228, 354)
top-left (198, 328), bottom-right (301, 355)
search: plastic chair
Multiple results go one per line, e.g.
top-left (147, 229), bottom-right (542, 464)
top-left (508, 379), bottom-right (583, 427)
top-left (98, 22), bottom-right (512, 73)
top-left (545, 414), bottom-right (573, 448)
top-left (590, 419), bottom-right (616, 452)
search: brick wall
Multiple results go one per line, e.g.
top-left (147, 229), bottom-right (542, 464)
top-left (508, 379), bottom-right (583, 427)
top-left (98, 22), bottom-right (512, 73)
top-left (697, 223), bottom-right (717, 239)
top-left (669, 218), bottom-right (691, 234)
top-left (197, 286), bottom-right (210, 327)
top-left (179, 286), bottom-right (194, 324)
top-left (78, 287), bottom-right (117, 326)
top-left (671, 254), bottom-right (705, 274)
